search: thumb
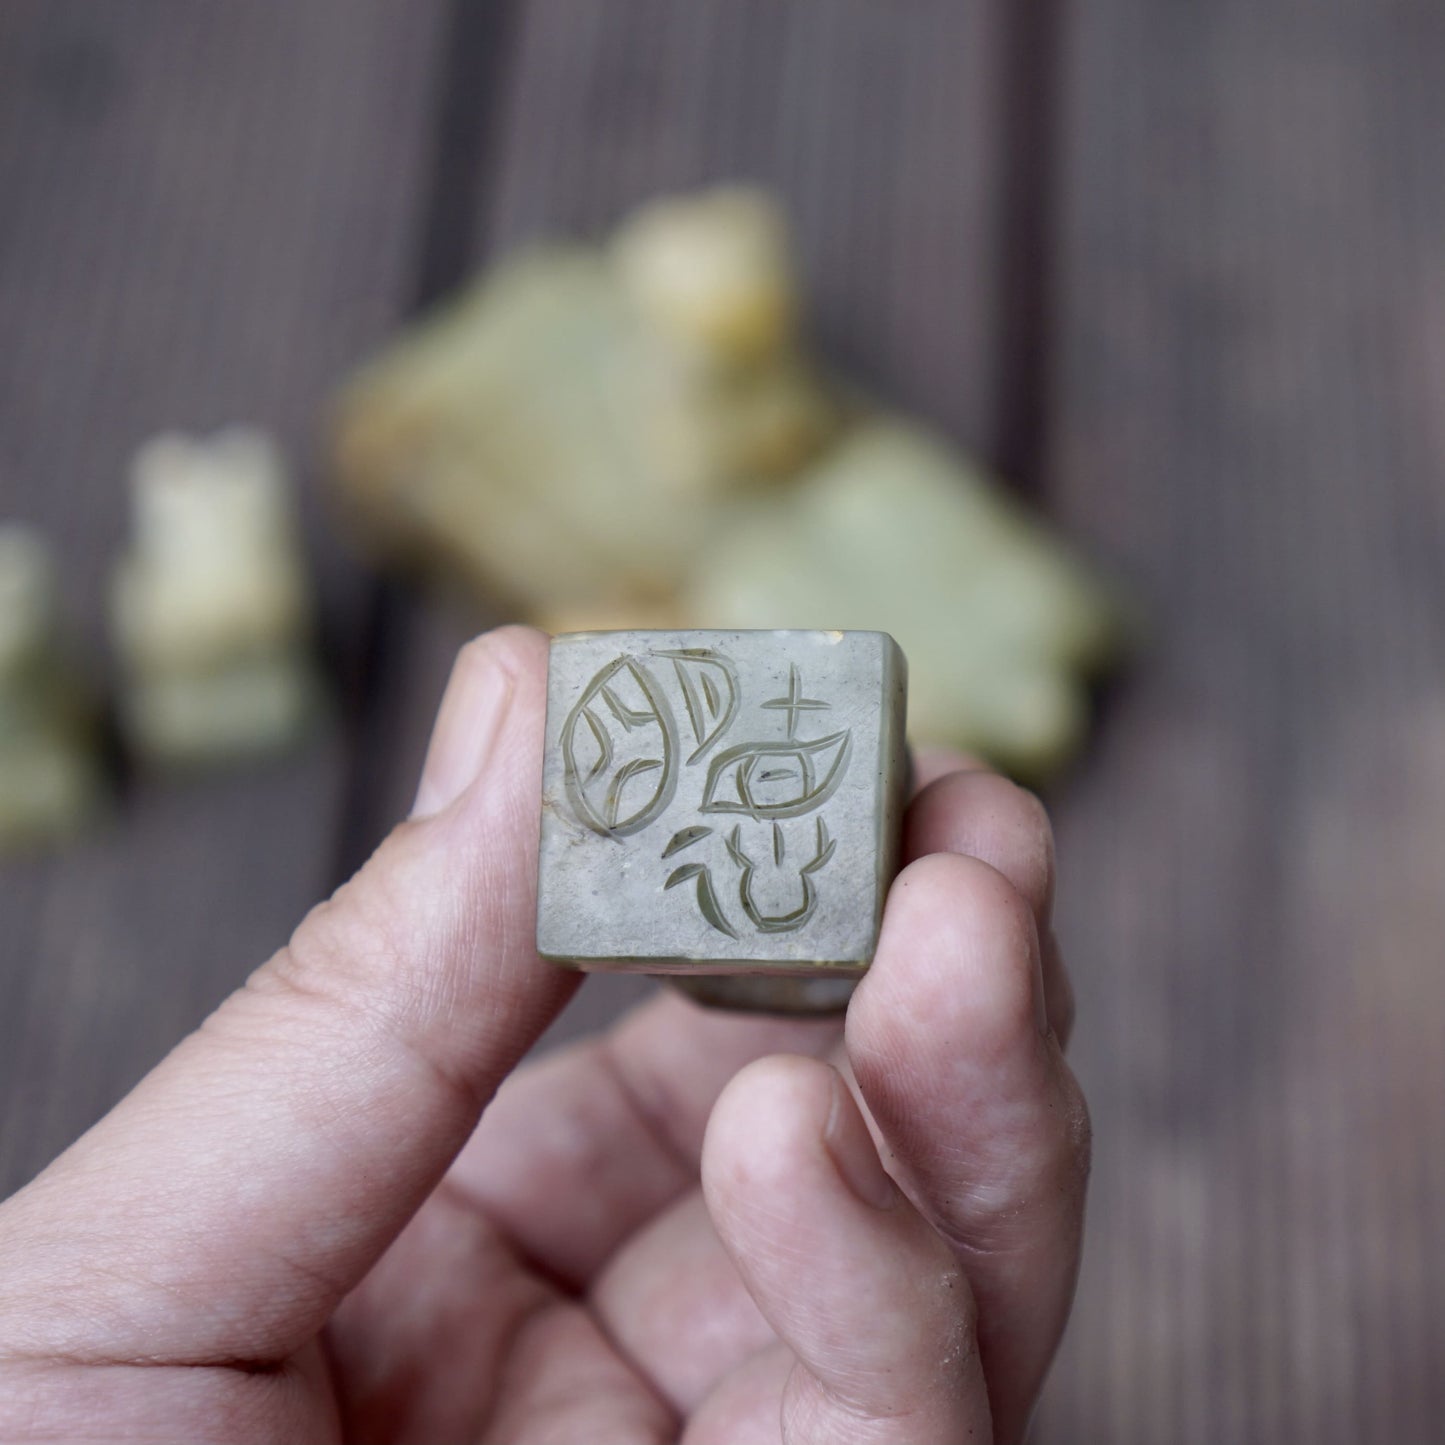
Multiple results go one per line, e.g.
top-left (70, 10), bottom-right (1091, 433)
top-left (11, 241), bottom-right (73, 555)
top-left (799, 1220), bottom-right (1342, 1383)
top-left (0, 626), bottom-right (576, 1368)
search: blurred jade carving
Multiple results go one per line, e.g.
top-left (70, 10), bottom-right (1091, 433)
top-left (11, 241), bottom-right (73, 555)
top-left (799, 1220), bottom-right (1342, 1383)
top-left (332, 186), bottom-right (1127, 778)
top-left (111, 428), bottom-right (323, 766)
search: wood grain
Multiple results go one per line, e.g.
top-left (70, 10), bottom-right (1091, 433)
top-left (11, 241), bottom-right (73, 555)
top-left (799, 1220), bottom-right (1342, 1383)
top-left (1039, 3), bottom-right (1445, 1437)
top-left (0, 0), bottom-right (452, 1195)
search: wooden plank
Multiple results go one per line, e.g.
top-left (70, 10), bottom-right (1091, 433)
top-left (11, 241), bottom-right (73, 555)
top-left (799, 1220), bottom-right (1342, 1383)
top-left (1041, 3), bottom-right (1445, 1437)
top-left (0, 0), bottom-right (452, 1195)
top-left (343, 0), bottom-right (1018, 1046)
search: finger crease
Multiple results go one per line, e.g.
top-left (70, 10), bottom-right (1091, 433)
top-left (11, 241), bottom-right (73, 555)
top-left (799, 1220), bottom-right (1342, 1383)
top-left (594, 1037), bottom-right (697, 1182)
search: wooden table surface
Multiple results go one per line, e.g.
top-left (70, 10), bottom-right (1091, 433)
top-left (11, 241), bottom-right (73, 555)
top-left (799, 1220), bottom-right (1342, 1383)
top-left (2, 3), bottom-right (1441, 1438)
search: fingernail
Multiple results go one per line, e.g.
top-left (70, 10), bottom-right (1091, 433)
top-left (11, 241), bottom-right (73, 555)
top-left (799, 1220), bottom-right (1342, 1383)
top-left (411, 649), bottom-right (515, 818)
top-left (823, 1073), bottom-right (896, 1210)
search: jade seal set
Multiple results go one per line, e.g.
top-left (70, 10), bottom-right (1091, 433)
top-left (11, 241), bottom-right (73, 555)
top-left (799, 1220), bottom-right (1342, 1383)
top-left (537, 630), bottom-right (908, 996)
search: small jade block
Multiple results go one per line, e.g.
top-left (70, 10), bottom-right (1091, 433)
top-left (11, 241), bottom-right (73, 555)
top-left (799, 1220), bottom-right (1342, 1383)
top-left (537, 629), bottom-right (908, 976)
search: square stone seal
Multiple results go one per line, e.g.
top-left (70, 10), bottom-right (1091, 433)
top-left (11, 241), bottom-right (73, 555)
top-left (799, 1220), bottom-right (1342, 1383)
top-left (537, 629), bottom-right (908, 977)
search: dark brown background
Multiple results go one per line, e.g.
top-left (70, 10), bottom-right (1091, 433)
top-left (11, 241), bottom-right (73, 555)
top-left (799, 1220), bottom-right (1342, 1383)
top-left (2, 3), bottom-right (1442, 1438)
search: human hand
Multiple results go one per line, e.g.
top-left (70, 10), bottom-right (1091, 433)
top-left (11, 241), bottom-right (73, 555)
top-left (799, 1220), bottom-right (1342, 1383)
top-left (0, 627), bottom-right (1088, 1444)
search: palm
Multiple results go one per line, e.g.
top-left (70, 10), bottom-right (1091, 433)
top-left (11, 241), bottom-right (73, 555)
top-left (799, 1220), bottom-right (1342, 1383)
top-left (320, 1006), bottom-right (841, 1443)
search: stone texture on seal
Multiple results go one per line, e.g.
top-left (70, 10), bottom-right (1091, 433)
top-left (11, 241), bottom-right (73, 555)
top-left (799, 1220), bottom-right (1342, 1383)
top-left (537, 629), bottom-right (907, 977)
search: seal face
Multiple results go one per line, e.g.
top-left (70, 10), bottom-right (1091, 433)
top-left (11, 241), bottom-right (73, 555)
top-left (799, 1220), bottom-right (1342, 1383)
top-left (538, 629), bottom-right (908, 977)
top-left (561, 656), bottom-right (679, 838)
top-left (562, 654), bottom-right (852, 937)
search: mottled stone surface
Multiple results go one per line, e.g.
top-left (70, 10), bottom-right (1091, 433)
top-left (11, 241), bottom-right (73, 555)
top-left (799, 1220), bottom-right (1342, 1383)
top-left (537, 629), bottom-right (907, 978)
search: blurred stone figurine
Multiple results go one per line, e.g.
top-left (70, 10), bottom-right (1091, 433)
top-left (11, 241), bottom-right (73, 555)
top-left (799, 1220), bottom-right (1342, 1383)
top-left (111, 428), bottom-right (322, 766)
top-left (333, 185), bottom-right (1126, 778)
top-left (333, 188), bottom-right (837, 623)
top-left (0, 525), bottom-right (103, 848)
